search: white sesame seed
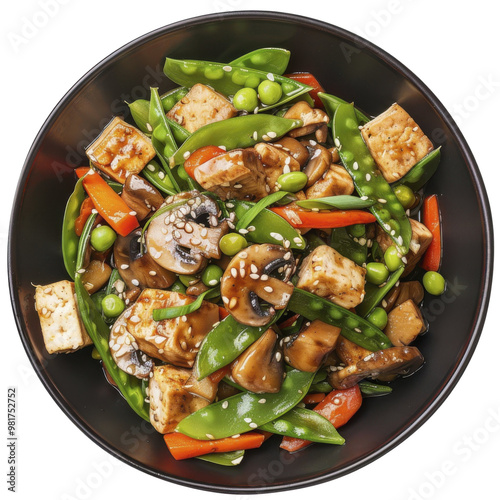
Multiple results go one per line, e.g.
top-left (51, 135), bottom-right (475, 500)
top-left (183, 151), bottom-right (191, 160)
top-left (231, 268), bottom-right (238, 278)
top-left (120, 264), bottom-right (129, 270)
top-left (267, 131), bottom-right (277, 138)
top-left (244, 417), bottom-right (252, 423)
top-left (131, 279), bottom-right (139, 286)
top-left (378, 198), bottom-right (387, 204)
top-left (249, 273), bottom-right (259, 280)
top-left (267, 72), bottom-right (275, 81)
top-left (249, 422), bottom-right (258, 429)
top-left (260, 274), bottom-right (269, 281)
top-left (262, 134), bottom-right (270, 141)
top-left (129, 211), bottom-right (137, 216)
top-left (223, 65), bottom-right (232, 72)
top-left (366, 173), bottom-right (371, 181)
top-left (239, 228), bottom-right (249, 234)
top-left (333, 398), bottom-right (341, 405)
top-left (275, 352), bottom-right (282, 362)
top-left (222, 401), bottom-right (229, 409)
top-left (239, 251), bottom-right (248, 259)
top-left (206, 434), bottom-right (215, 439)
top-left (270, 232), bottom-right (283, 241)
top-left (353, 161), bottom-right (359, 170)
top-left (334, 138), bottom-right (340, 147)
top-left (229, 297), bottom-right (238, 308)
top-left (146, 122), bottom-right (153, 132)
top-left (263, 286), bottom-right (273, 293)
top-left (253, 131), bottom-right (258, 141)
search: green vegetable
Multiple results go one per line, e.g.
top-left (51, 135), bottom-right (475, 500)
top-left (197, 450), bottom-right (245, 466)
top-left (422, 271), bottom-right (446, 295)
top-left (160, 87), bottom-right (189, 112)
top-left (230, 48), bottom-right (290, 75)
top-left (258, 79), bottom-right (283, 105)
top-left (393, 147), bottom-right (441, 191)
top-left (178, 274), bottom-right (199, 287)
top-left (234, 191), bottom-right (291, 231)
top-left (90, 225), bottom-right (117, 252)
top-left (164, 57), bottom-right (312, 112)
top-left (153, 287), bottom-right (219, 321)
top-left (61, 176), bottom-right (86, 278)
top-left (296, 195), bottom-right (375, 210)
top-left (170, 114), bottom-right (302, 167)
top-left (201, 264), bottom-right (224, 287)
top-left (309, 381), bottom-right (333, 393)
top-left (366, 262), bottom-right (389, 285)
top-left (318, 91), bottom-right (371, 124)
top-left (102, 293), bottom-right (125, 318)
top-left (91, 346), bottom-right (101, 360)
top-left (142, 160), bottom-right (176, 196)
top-left (219, 233), bottom-right (248, 256)
top-left (358, 380), bottom-right (393, 397)
top-left (231, 199), bottom-right (305, 250)
top-left (287, 288), bottom-right (392, 351)
top-left (329, 226), bottom-right (367, 266)
top-left (384, 245), bottom-right (403, 272)
top-left (169, 279), bottom-right (187, 294)
top-left (366, 307), bottom-right (388, 330)
top-left (233, 87), bottom-right (259, 111)
top-left (393, 185), bottom-right (416, 209)
top-left (333, 103), bottom-right (412, 255)
top-left (277, 172), bottom-right (308, 192)
top-left (356, 267), bottom-right (405, 317)
top-left (348, 224), bottom-right (366, 238)
top-left (176, 369), bottom-right (315, 439)
top-left (75, 212), bottom-right (97, 272)
top-left (260, 407), bottom-right (345, 445)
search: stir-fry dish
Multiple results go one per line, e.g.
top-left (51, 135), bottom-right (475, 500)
top-left (34, 48), bottom-right (446, 466)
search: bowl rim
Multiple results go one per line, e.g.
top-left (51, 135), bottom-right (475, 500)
top-left (8, 9), bottom-right (494, 494)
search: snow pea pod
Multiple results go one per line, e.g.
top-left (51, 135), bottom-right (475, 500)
top-left (318, 91), bottom-right (371, 124)
top-left (163, 58), bottom-right (311, 112)
top-left (142, 159), bottom-right (176, 196)
top-left (358, 380), bottom-right (392, 397)
top-left (287, 288), bottom-right (392, 351)
top-left (171, 114), bottom-right (302, 167)
top-left (392, 147), bottom-right (441, 191)
top-left (61, 176), bottom-right (86, 278)
top-left (197, 450), bottom-right (245, 466)
top-left (235, 191), bottom-right (291, 231)
top-left (329, 226), bottom-right (367, 266)
top-left (296, 195), bottom-right (375, 210)
top-left (176, 369), bottom-right (315, 440)
top-left (356, 266), bottom-right (404, 318)
top-left (160, 86), bottom-right (189, 112)
top-left (75, 212), bottom-right (97, 272)
top-left (260, 407), bottom-right (344, 445)
top-left (333, 103), bottom-right (412, 255)
top-left (230, 47), bottom-right (290, 75)
top-left (230, 199), bottom-right (306, 250)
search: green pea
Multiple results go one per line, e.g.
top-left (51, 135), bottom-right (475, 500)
top-left (366, 262), bottom-right (390, 285)
top-left (388, 219), bottom-right (400, 234)
top-left (178, 274), bottom-right (200, 287)
top-left (162, 96), bottom-right (176, 112)
top-left (219, 233), bottom-right (247, 256)
top-left (250, 52), bottom-right (269, 66)
top-left (384, 245), bottom-right (403, 272)
top-left (91, 347), bottom-right (102, 360)
top-left (102, 293), bottom-right (125, 318)
top-left (258, 80), bottom-right (283, 105)
top-left (170, 279), bottom-right (187, 294)
top-left (394, 185), bottom-right (416, 209)
top-left (90, 225), bottom-right (117, 252)
top-left (181, 62), bottom-right (197, 75)
top-left (202, 264), bottom-right (224, 287)
top-left (367, 307), bottom-right (388, 330)
top-left (245, 75), bottom-right (261, 89)
top-left (233, 87), bottom-right (259, 112)
top-left (377, 208), bottom-right (391, 222)
top-left (281, 82), bottom-right (295, 95)
top-left (204, 67), bottom-right (224, 80)
top-left (231, 70), bottom-right (247, 86)
top-left (423, 271), bottom-right (446, 295)
top-left (277, 171), bottom-right (308, 192)
top-left (348, 224), bottom-right (365, 238)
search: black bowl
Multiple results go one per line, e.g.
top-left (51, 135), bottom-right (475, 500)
top-left (8, 11), bottom-right (493, 493)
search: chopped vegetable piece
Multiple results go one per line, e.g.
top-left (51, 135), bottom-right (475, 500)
top-left (285, 73), bottom-right (325, 108)
top-left (235, 191), bottom-right (291, 231)
top-left (153, 287), bottom-right (219, 320)
top-left (74, 197), bottom-right (95, 237)
top-left (302, 393), bottom-right (326, 405)
top-left (184, 145), bottom-right (226, 179)
top-left (421, 194), bottom-right (442, 271)
top-left (296, 195), bottom-right (375, 211)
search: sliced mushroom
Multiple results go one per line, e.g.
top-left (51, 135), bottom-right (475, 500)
top-left (328, 346), bottom-right (424, 389)
top-left (274, 137), bottom-right (309, 167)
top-left (186, 281), bottom-right (210, 296)
top-left (82, 260), bottom-right (112, 294)
top-left (383, 281), bottom-right (425, 312)
top-left (183, 372), bottom-right (218, 402)
top-left (220, 244), bottom-right (295, 326)
top-left (300, 141), bottom-right (332, 188)
top-left (113, 228), bottom-right (176, 290)
top-left (335, 335), bottom-right (371, 366)
top-left (146, 191), bottom-right (228, 274)
top-left (284, 320), bottom-right (341, 372)
top-left (109, 312), bottom-right (154, 379)
top-left (284, 101), bottom-right (330, 142)
top-left (231, 328), bottom-right (284, 393)
top-left (121, 174), bottom-right (164, 221)
top-left (384, 299), bottom-right (427, 346)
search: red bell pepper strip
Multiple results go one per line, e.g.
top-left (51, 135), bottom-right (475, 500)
top-left (74, 197), bottom-right (95, 237)
top-left (81, 170), bottom-right (139, 237)
top-left (421, 194), bottom-right (441, 271)
top-left (285, 72), bottom-right (325, 108)
top-left (270, 206), bottom-right (376, 229)
top-left (164, 431), bottom-right (264, 460)
top-left (184, 145), bottom-right (226, 179)
top-left (280, 385), bottom-right (362, 452)
top-left (302, 393), bottom-right (326, 405)
top-left (218, 306), bottom-right (230, 320)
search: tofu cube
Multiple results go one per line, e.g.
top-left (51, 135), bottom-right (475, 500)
top-left (361, 103), bottom-right (434, 183)
top-left (149, 365), bottom-right (209, 434)
top-left (297, 245), bottom-right (366, 309)
top-left (86, 117), bottom-right (155, 183)
top-left (376, 218), bottom-right (433, 275)
top-left (305, 164), bottom-right (354, 198)
top-left (167, 83), bottom-right (237, 133)
top-left (384, 299), bottom-right (426, 346)
top-left (34, 280), bottom-right (92, 354)
top-left (254, 142), bottom-right (300, 192)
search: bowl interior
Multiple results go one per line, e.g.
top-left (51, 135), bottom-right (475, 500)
top-left (9, 12), bottom-right (492, 493)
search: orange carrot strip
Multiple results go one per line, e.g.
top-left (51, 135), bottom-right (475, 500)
top-left (74, 197), bottom-right (95, 237)
top-left (421, 194), bottom-right (441, 271)
top-left (302, 393), bottom-right (326, 405)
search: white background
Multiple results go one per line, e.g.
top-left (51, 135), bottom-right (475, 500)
top-left (2, 1), bottom-right (499, 499)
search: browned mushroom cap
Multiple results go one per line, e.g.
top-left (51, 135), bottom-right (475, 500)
top-left (383, 281), bottom-right (425, 312)
top-left (109, 312), bottom-right (154, 379)
top-left (82, 260), bottom-right (112, 294)
top-left (284, 320), bottom-right (341, 372)
top-left (274, 137), bottom-right (309, 167)
top-left (328, 346), bottom-right (424, 389)
top-left (220, 244), bottom-right (295, 326)
top-left (300, 141), bottom-right (332, 188)
top-left (121, 174), bottom-right (164, 221)
top-left (284, 101), bottom-right (330, 142)
top-left (231, 328), bottom-right (284, 393)
top-left (146, 192), bottom-right (228, 274)
top-left (113, 228), bottom-right (176, 290)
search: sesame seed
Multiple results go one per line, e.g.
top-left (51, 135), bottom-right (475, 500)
top-left (208, 279), bottom-right (218, 286)
top-left (120, 264), bottom-right (129, 270)
top-left (314, 265), bottom-right (322, 272)
top-left (206, 434), bottom-right (215, 439)
top-left (129, 211), bottom-right (137, 216)
top-left (413, 126), bottom-right (419, 132)
top-left (234, 183), bottom-right (243, 189)
top-left (366, 173), bottom-right (371, 181)
top-left (353, 161), bottom-right (359, 170)
top-left (275, 352), bottom-right (282, 362)
top-left (334, 138), bottom-right (340, 147)
top-left (229, 297), bottom-right (238, 308)
top-left (158, 171), bottom-right (165, 180)
top-left (244, 418), bottom-right (252, 423)
top-left (231, 268), bottom-right (238, 278)
top-left (253, 131), bottom-right (258, 141)
top-left (223, 65), bottom-right (232, 72)
top-left (250, 273), bottom-right (259, 280)
top-left (261, 274), bottom-right (269, 281)
top-left (239, 251), bottom-right (248, 259)
top-left (333, 398), bottom-right (341, 405)
top-left (264, 286), bottom-right (273, 293)
top-left (250, 264), bottom-right (258, 274)
top-left (293, 237), bottom-right (303, 245)
top-left (298, 390), bottom-right (303, 394)
top-left (190, 237), bottom-right (201, 246)
top-left (181, 315), bottom-right (188, 322)
top-left (149, 271), bottom-right (157, 276)
top-left (262, 134), bottom-right (270, 141)
top-left (267, 73), bottom-right (274, 81)
top-left (222, 401), bottom-right (229, 409)
top-left (183, 151), bottom-right (191, 160)
top-left (232, 434), bottom-right (240, 439)
top-left (239, 268), bottom-right (246, 278)
top-left (378, 198), bottom-right (387, 204)
top-left (146, 122), bottom-right (153, 132)
top-left (270, 232), bottom-right (283, 241)
top-left (131, 279), bottom-right (139, 286)
top-left (360, 196), bottom-right (369, 200)
top-left (239, 228), bottom-right (249, 234)
top-left (354, 327), bottom-right (362, 333)
top-left (267, 131), bottom-right (277, 138)
top-left (249, 422), bottom-right (258, 429)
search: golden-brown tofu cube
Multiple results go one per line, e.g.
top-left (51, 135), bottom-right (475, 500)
top-left (297, 245), bottom-right (366, 309)
top-left (384, 299), bottom-right (426, 346)
top-left (167, 83), bottom-right (237, 133)
top-left (149, 365), bottom-right (209, 434)
top-left (254, 142), bottom-right (300, 192)
top-left (35, 281), bottom-right (92, 354)
top-left (361, 103), bottom-right (433, 183)
top-left (86, 117), bottom-right (155, 183)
